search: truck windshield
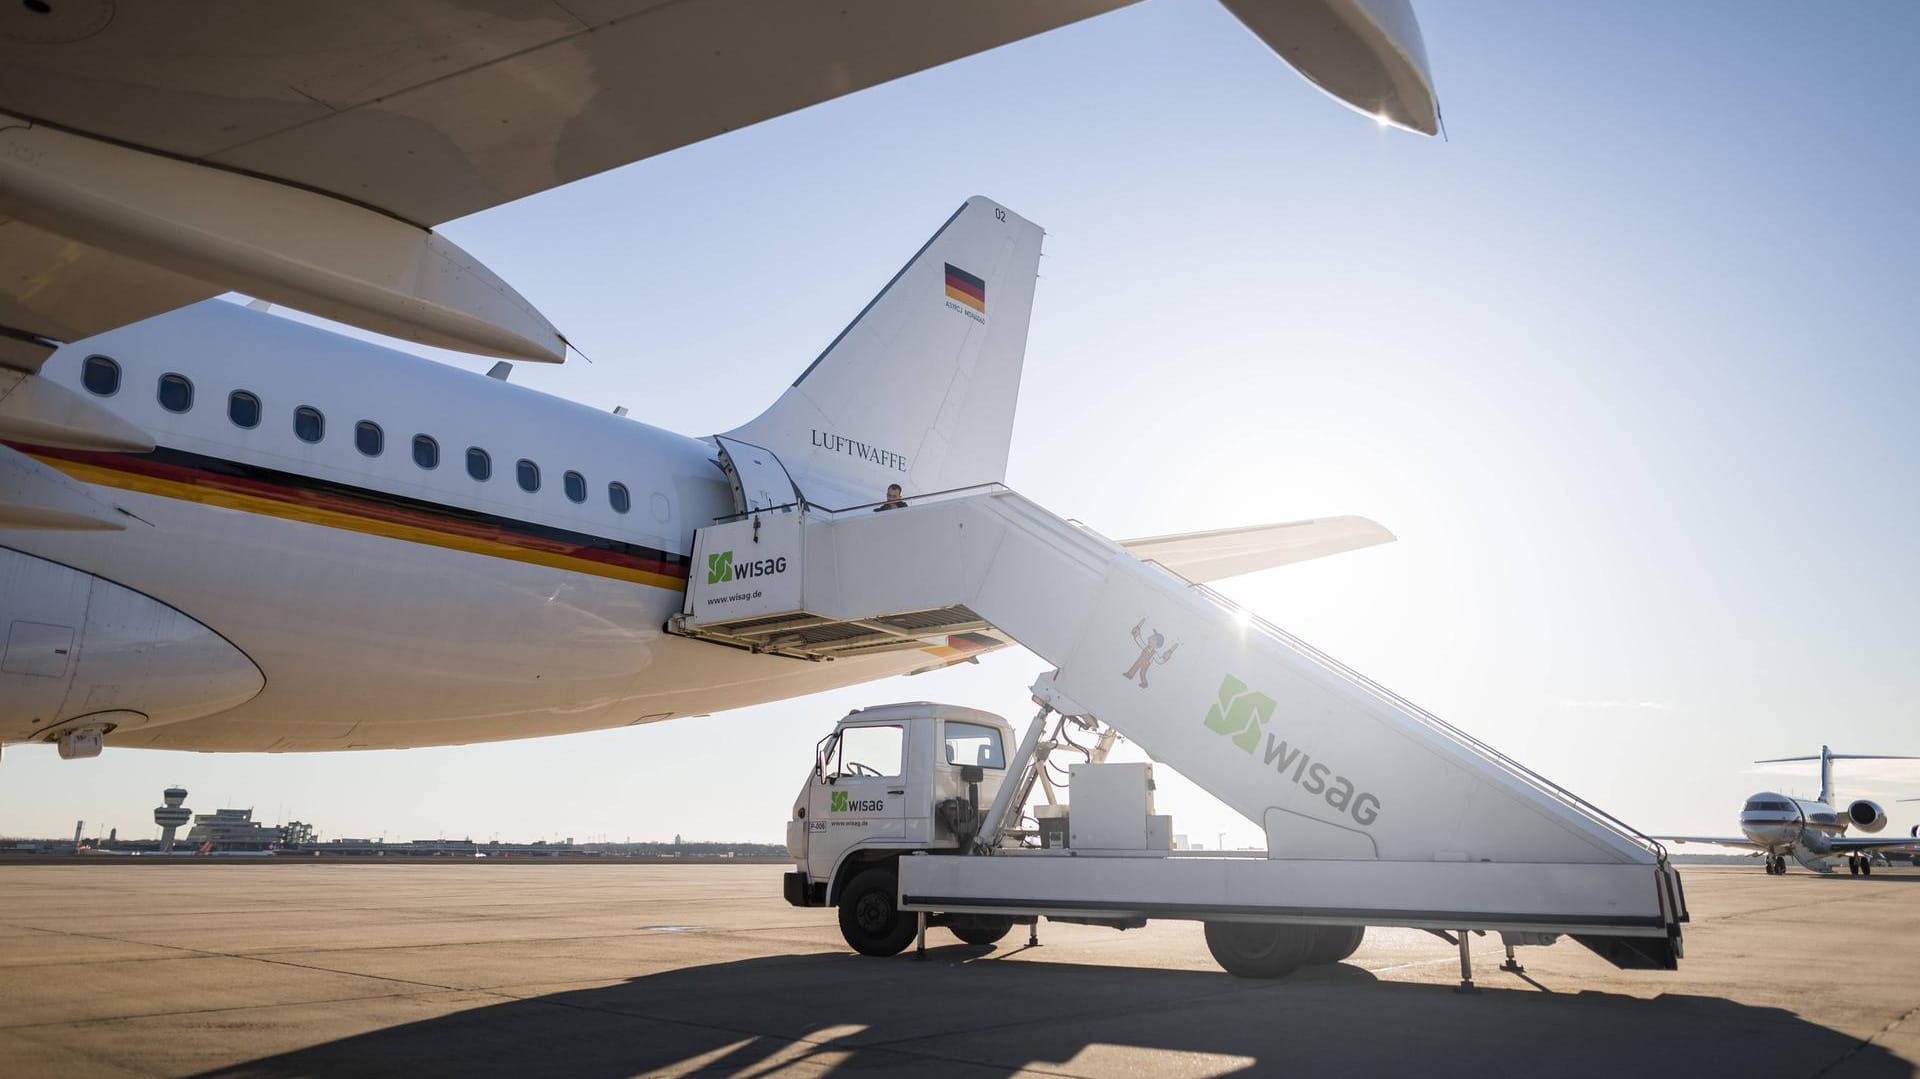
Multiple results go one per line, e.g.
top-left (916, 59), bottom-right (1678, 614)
top-left (834, 724), bottom-right (903, 778)
top-left (944, 721), bottom-right (1005, 769)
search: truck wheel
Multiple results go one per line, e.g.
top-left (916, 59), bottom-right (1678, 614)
top-left (1304, 924), bottom-right (1365, 965)
top-left (837, 866), bottom-right (917, 956)
top-left (950, 915), bottom-right (1015, 946)
top-left (1203, 921), bottom-right (1312, 978)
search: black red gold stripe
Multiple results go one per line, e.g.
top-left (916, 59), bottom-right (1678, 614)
top-left (944, 263), bottom-right (986, 312)
top-left (14, 442), bottom-right (689, 590)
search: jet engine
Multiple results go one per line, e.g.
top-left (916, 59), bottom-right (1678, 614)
top-left (1846, 799), bottom-right (1888, 833)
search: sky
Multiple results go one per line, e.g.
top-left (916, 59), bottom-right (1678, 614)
top-left (5, 0), bottom-right (1920, 848)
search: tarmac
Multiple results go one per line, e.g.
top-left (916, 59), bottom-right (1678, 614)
top-left (0, 862), bottom-right (1915, 1078)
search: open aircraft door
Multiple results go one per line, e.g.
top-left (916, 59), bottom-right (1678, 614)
top-left (714, 436), bottom-right (802, 516)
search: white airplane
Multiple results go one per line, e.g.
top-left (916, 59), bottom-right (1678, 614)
top-left (0, 3), bottom-right (1438, 759)
top-left (1660, 746), bottom-right (1920, 876)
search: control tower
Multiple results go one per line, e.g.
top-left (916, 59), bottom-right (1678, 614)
top-left (153, 787), bottom-right (191, 852)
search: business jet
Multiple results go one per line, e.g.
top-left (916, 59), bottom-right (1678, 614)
top-left (1660, 746), bottom-right (1920, 876)
top-left (0, 3), bottom-right (1438, 759)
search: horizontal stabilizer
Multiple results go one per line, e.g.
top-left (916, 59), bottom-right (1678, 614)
top-left (1755, 754), bottom-right (1920, 762)
top-left (1121, 515), bottom-right (1393, 582)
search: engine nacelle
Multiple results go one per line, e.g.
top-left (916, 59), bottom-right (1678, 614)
top-left (1846, 799), bottom-right (1888, 833)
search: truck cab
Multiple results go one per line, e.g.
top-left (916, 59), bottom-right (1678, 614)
top-left (784, 703), bottom-right (1015, 950)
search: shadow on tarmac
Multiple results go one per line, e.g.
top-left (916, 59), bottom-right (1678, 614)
top-left (196, 945), bottom-right (1910, 1079)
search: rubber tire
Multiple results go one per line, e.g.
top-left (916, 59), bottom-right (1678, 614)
top-left (1203, 921), bottom-right (1313, 979)
top-left (1303, 924), bottom-right (1366, 965)
top-left (949, 915), bottom-right (1015, 946)
top-left (837, 866), bottom-right (917, 957)
top-left (1862, 860), bottom-right (1872, 877)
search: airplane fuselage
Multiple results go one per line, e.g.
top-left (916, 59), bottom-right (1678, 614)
top-left (1739, 790), bottom-right (1848, 862)
top-left (0, 301), bottom-right (946, 752)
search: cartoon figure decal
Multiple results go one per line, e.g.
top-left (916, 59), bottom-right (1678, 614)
top-left (1122, 618), bottom-right (1179, 688)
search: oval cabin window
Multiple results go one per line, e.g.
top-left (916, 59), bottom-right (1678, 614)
top-left (467, 447), bottom-right (491, 481)
top-left (563, 470), bottom-right (586, 504)
top-left (157, 373), bottom-right (194, 413)
top-left (228, 391), bottom-right (261, 429)
top-left (82, 355), bottom-right (120, 396)
top-left (413, 435), bottom-right (439, 469)
top-left (608, 482), bottom-right (631, 514)
top-left (293, 406), bottom-right (324, 443)
top-left (355, 421), bottom-right (384, 457)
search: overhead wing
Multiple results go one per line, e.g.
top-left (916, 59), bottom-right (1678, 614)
top-left (1654, 836), bottom-right (1765, 850)
top-left (1122, 516), bottom-right (1394, 582)
top-left (0, 0), bottom-right (1438, 367)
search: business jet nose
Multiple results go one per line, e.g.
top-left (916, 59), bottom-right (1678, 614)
top-left (1740, 792), bottom-right (1803, 846)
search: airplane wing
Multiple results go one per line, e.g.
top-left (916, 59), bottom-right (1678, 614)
top-left (1827, 836), bottom-right (1920, 852)
top-left (0, 0), bottom-right (1439, 368)
top-left (1655, 836), bottom-right (1765, 850)
top-left (1122, 516), bottom-right (1394, 582)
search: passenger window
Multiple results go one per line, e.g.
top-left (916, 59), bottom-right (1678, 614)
top-left (608, 482), bottom-right (631, 514)
top-left (516, 458), bottom-right (540, 492)
top-left (943, 721), bottom-right (1005, 769)
top-left (467, 447), bottom-right (491, 481)
top-left (833, 724), bottom-right (904, 779)
top-left (354, 421), bottom-right (383, 457)
top-left (293, 406), bottom-right (324, 443)
top-left (157, 373), bottom-right (194, 413)
top-left (412, 435), bottom-right (439, 470)
top-left (563, 470), bottom-right (586, 504)
top-left (82, 355), bottom-right (120, 396)
top-left (228, 391), bottom-right (260, 429)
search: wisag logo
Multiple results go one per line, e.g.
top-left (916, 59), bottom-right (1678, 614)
top-left (707, 549), bottom-right (788, 586)
top-left (829, 790), bottom-right (885, 814)
top-left (1202, 674), bottom-right (1381, 827)
top-left (1203, 675), bottom-right (1274, 753)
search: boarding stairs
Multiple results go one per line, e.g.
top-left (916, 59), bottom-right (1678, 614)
top-left (669, 483), bottom-right (1687, 966)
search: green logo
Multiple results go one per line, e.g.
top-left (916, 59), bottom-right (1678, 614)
top-left (707, 550), bottom-right (734, 584)
top-left (1204, 674), bottom-right (1275, 754)
top-left (830, 790), bottom-right (849, 813)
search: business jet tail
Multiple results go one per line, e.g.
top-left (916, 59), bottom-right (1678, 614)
top-left (725, 197), bottom-right (1044, 508)
top-left (1756, 745), bottom-right (1920, 805)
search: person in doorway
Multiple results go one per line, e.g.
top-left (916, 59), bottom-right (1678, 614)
top-left (876, 483), bottom-right (907, 511)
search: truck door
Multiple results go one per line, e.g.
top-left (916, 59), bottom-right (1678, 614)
top-left (811, 721), bottom-right (910, 852)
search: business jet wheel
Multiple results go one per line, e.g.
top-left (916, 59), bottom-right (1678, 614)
top-left (949, 915), bottom-right (1015, 946)
top-left (1203, 921), bottom-right (1313, 978)
top-left (1862, 859), bottom-right (1872, 876)
top-left (1303, 924), bottom-right (1366, 965)
top-left (838, 866), bottom-right (917, 957)
top-left (1849, 858), bottom-right (1859, 876)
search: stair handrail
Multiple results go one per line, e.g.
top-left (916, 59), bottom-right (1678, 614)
top-left (709, 482), bottom-right (1012, 524)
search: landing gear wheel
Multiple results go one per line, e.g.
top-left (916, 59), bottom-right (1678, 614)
top-left (1849, 857), bottom-right (1860, 876)
top-left (1203, 921), bottom-right (1313, 979)
top-left (949, 915), bottom-right (1015, 946)
top-left (1303, 924), bottom-right (1366, 965)
top-left (837, 866), bottom-right (916, 957)
top-left (1862, 859), bottom-right (1872, 877)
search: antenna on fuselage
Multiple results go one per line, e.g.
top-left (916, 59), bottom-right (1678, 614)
top-left (486, 362), bottom-right (512, 381)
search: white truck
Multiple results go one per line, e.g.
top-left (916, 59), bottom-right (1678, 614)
top-left (674, 475), bottom-right (1687, 982)
top-left (781, 693), bottom-right (1680, 979)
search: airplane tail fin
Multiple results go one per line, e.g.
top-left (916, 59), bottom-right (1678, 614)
top-left (725, 197), bottom-right (1044, 508)
top-left (1755, 745), bottom-right (1920, 804)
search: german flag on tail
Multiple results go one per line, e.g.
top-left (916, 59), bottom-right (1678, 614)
top-left (944, 263), bottom-right (986, 313)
